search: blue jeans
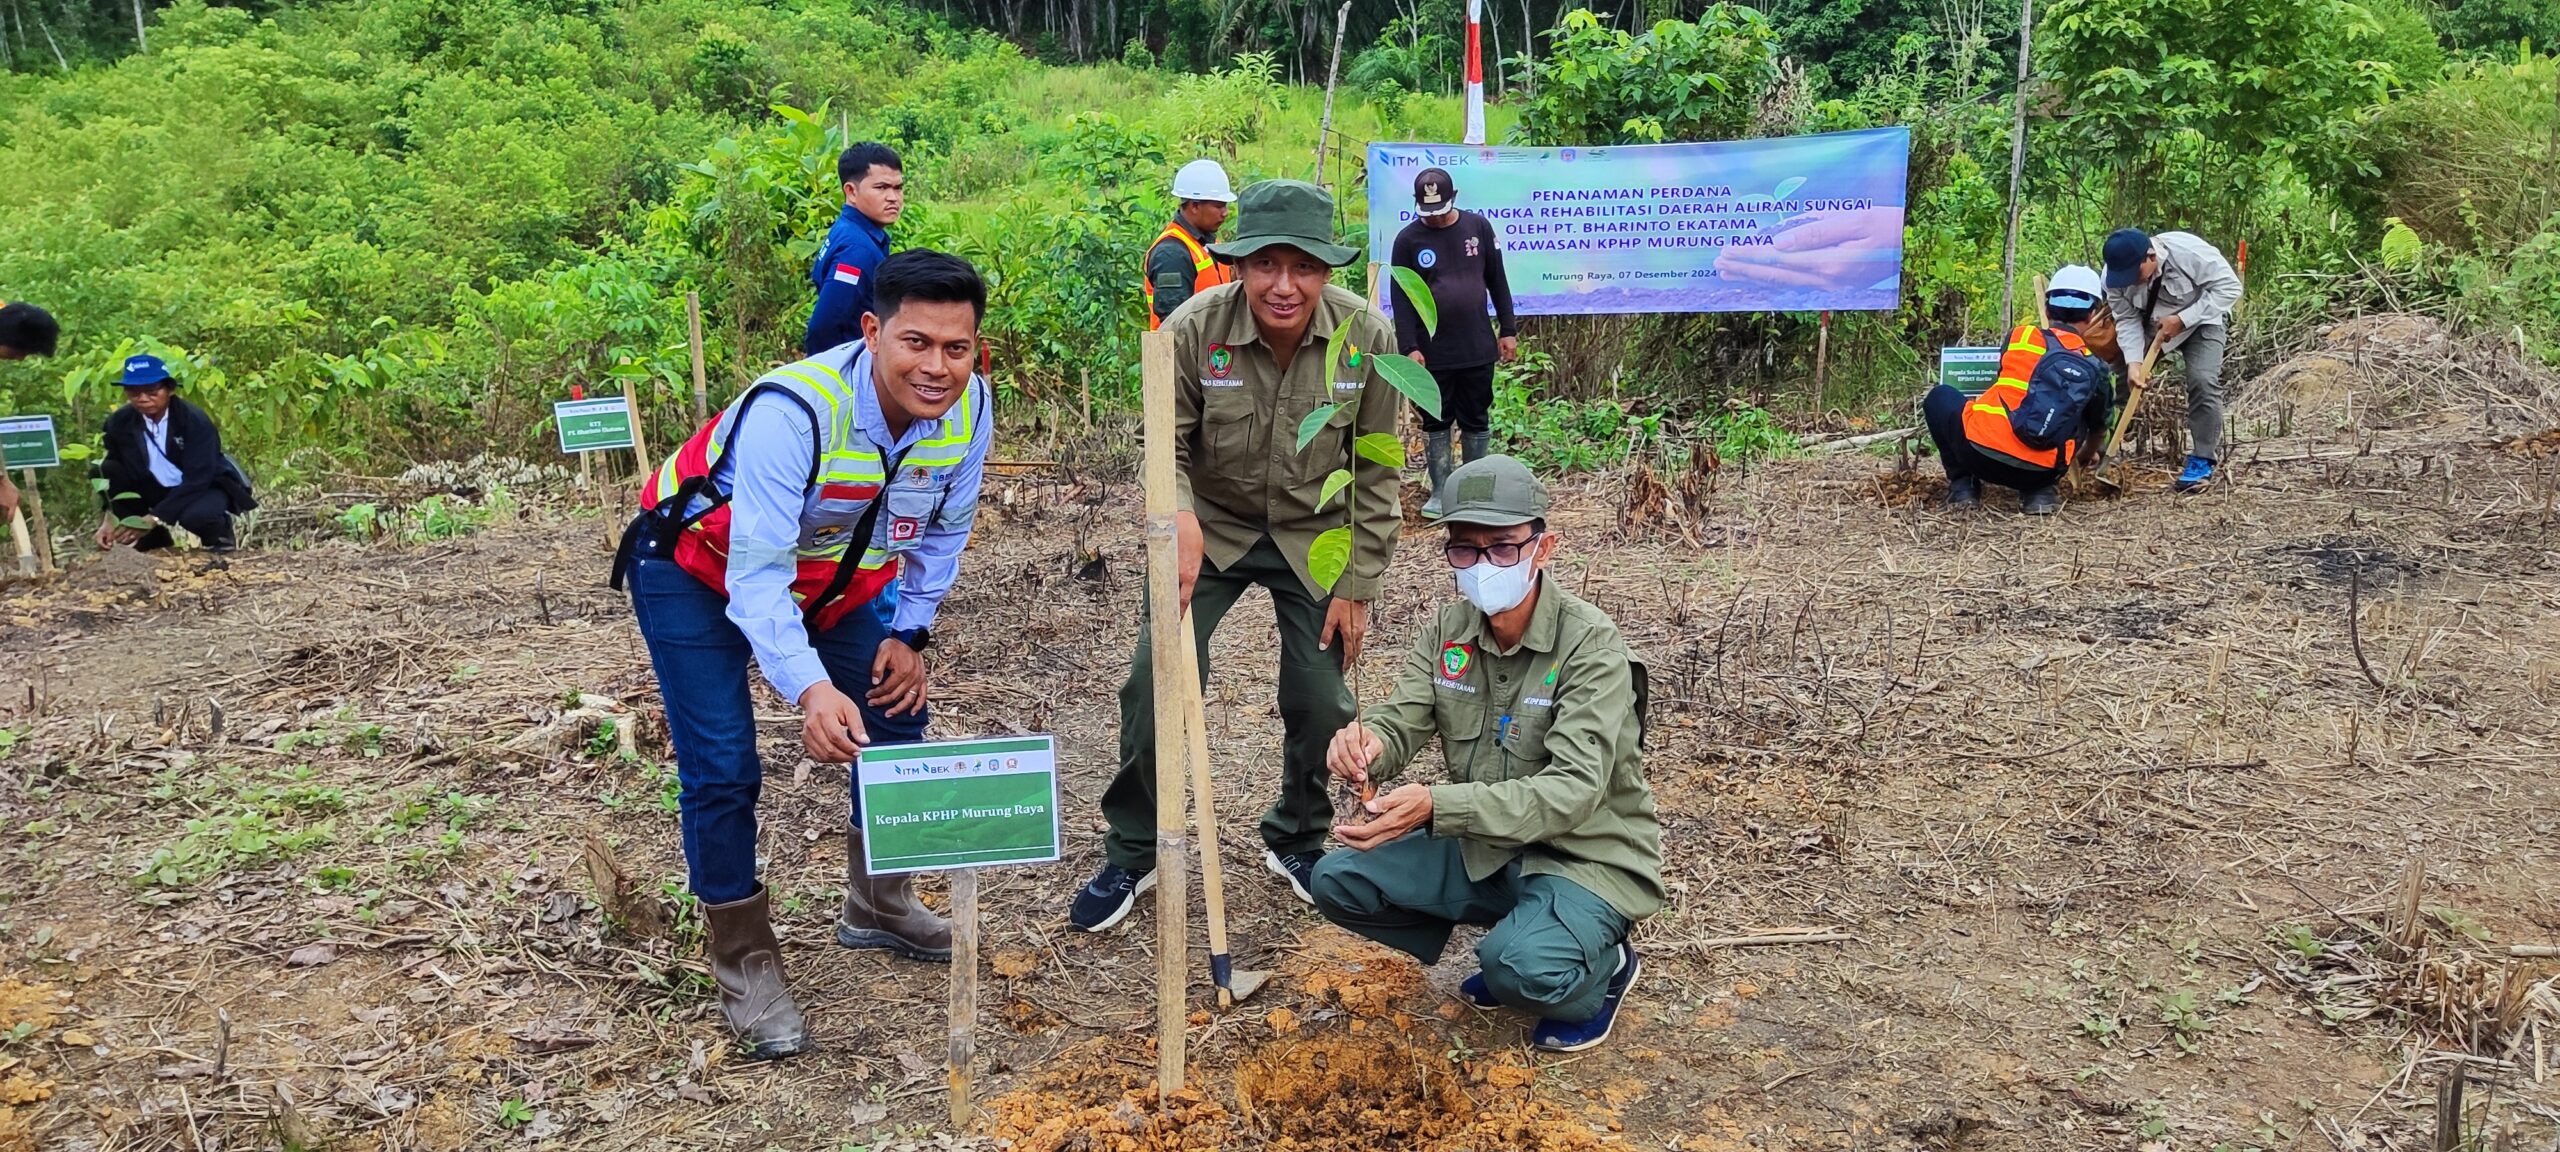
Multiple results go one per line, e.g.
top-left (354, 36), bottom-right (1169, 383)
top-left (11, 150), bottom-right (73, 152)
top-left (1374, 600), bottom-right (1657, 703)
top-left (626, 550), bottom-right (929, 905)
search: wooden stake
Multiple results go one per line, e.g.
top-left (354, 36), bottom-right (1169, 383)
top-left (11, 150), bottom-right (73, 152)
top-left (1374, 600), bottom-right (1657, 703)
top-left (1139, 328), bottom-right (1190, 1099)
top-left (1080, 366), bottom-right (1093, 431)
top-left (621, 379), bottom-right (654, 489)
top-left (947, 868), bottom-right (980, 1128)
top-left (6, 498), bottom-right (32, 577)
top-left (21, 468), bottom-right (52, 574)
top-left (686, 291), bottom-right (710, 427)
top-left (1812, 310), bottom-right (1832, 410)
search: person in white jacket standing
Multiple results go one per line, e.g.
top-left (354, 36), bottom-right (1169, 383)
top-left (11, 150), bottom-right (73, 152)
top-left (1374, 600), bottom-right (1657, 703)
top-left (2102, 228), bottom-right (2243, 492)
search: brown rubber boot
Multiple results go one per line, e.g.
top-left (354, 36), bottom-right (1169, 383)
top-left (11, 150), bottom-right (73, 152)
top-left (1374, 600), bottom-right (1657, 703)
top-left (701, 886), bottom-right (809, 1060)
top-left (835, 827), bottom-right (953, 962)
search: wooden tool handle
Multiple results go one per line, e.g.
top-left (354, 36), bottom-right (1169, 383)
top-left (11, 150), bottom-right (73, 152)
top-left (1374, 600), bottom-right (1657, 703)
top-left (2095, 338), bottom-right (2167, 472)
top-left (1176, 610), bottom-right (1230, 958)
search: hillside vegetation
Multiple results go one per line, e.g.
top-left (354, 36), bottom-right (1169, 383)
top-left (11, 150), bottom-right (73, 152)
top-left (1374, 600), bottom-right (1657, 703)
top-left (0, 0), bottom-right (2554, 494)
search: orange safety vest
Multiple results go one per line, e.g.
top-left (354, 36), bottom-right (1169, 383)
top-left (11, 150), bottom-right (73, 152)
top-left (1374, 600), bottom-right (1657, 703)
top-left (1961, 324), bottom-right (2092, 471)
top-left (1142, 222), bottom-right (1232, 330)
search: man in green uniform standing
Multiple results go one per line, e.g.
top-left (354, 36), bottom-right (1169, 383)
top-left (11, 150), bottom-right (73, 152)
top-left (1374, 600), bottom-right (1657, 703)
top-left (1313, 455), bottom-right (1660, 1052)
top-left (1071, 179), bottom-right (1403, 931)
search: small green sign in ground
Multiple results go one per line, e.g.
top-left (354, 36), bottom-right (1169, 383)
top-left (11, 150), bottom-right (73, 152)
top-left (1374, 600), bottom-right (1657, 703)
top-left (0, 416), bottom-right (61, 469)
top-left (857, 736), bottom-right (1060, 875)
top-left (1938, 347), bottom-right (2003, 396)
top-left (554, 397), bottom-right (636, 453)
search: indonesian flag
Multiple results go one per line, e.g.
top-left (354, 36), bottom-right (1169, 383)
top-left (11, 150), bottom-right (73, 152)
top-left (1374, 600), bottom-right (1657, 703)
top-left (832, 263), bottom-right (863, 286)
top-left (1462, 0), bottom-right (1485, 145)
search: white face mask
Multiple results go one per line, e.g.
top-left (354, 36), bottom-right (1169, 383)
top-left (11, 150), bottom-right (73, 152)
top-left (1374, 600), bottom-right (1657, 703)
top-left (1455, 552), bottom-right (1540, 615)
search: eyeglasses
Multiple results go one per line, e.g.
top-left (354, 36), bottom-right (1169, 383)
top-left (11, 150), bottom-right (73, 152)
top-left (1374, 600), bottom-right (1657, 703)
top-left (1444, 533), bottom-right (1541, 569)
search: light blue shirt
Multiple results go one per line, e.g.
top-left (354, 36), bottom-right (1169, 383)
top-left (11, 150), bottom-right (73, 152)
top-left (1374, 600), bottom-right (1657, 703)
top-left (144, 415), bottom-right (185, 487)
top-left (716, 343), bottom-right (991, 706)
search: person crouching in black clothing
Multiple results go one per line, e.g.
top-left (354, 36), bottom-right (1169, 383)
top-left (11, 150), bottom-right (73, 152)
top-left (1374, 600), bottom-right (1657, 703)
top-left (95, 354), bottom-right (254, 553)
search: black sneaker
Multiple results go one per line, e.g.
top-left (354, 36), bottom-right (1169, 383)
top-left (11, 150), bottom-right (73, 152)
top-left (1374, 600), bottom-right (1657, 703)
top-left (1946, 476), bottom-right (1982, 509)
top-left (1263, 849), bottom-right (1321, 905)
top-left (1067, 863), bottom-right (1154, 933)
top-left (2022, 484), bottom-right (2060, 516)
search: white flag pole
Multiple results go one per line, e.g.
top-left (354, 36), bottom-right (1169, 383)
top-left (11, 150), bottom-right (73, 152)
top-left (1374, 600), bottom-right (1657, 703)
top-left (1462, 0), bottom-right (1486, 145)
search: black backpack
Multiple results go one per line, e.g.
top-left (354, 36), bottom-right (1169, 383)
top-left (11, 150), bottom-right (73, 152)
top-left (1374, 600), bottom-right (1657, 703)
top-left (2008, 333), bottom-right (2107, 452)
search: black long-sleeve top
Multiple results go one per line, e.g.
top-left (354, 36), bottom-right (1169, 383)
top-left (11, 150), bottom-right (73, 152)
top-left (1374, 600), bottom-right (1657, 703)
top-left (1389, 211), bottom-right (1519, 371)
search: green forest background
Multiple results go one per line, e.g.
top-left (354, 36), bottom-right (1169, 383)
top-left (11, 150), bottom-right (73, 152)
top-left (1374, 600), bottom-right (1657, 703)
top-left (1, 0), bottom-right (2555, 495)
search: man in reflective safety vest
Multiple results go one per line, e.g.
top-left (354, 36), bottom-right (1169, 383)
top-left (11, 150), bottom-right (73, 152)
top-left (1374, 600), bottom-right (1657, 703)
top-left (612, 250), bottom-right (993, 1060)
top-left (1922, 265), bottom-right (2114, 515)
top-left (1144, 159), bottom-right (1237, 329)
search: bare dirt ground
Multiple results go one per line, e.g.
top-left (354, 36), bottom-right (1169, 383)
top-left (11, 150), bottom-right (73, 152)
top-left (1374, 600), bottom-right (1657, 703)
top-left (3, 325), bottom-right (2559, 1151)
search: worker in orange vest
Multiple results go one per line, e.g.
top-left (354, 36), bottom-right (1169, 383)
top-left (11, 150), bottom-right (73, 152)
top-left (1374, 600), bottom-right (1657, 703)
top-left (1922, 265), bottom-right (2115, 515)
top-left (1144, 160), bottom-right (1238, 329)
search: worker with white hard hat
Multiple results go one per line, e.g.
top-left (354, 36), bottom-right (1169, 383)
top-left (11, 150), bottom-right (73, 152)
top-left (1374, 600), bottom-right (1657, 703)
top-left (1920, 264), bottom-right (2116, 516)
top-left (1144, 159), bottom-right (1240, 329)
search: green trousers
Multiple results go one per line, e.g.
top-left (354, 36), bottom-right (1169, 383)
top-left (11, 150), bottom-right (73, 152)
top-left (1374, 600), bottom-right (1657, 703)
top-left (1101, 537), bottom-right (1352, 871)
top-left (1309, 833), bottom-right (1630, 1023)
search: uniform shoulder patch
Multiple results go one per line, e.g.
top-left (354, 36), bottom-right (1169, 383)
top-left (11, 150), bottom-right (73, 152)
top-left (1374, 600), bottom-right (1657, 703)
top-left (1439, 642), bottom-right (1472, 679)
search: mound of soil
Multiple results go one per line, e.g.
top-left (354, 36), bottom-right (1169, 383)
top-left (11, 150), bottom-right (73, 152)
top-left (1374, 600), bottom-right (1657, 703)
top-left (981, 930), bottom-right (1622, 1152)
top-left (2256, 314), bottom-right (2455, 431)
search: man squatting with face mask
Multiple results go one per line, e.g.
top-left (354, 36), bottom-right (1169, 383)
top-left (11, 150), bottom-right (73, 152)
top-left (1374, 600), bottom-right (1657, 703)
top-left (1314, 454), bottom-right (1664, 1053)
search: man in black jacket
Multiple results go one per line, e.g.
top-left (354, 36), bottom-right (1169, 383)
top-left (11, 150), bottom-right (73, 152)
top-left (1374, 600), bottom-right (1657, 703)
top-left (94, 354), bottom-right (254, 552)
top-left (1389, 168), bottom-right (1518, 518)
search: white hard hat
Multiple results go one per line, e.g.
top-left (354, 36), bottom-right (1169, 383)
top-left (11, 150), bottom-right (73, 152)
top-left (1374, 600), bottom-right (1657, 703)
top-left (2047, 264), bottom-right (2105, 306)
top-left (1172, 159), bottom-right (1237, 204)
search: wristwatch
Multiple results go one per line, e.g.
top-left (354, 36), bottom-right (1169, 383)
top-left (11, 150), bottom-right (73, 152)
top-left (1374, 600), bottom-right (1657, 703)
top-left (892, 627), bottom-right (932, 652)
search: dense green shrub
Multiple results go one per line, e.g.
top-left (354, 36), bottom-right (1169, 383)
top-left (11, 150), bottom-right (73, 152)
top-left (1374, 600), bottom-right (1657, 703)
top-left (2351, 50), bottom-right (2557, 250)
top-left (1514, 6), bottom-right (1778, 146)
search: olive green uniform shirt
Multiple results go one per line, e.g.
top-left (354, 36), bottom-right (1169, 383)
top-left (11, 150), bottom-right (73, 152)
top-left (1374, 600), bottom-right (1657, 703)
top-left (1359, 579), bottom-right (1665, 920)
top-left (1164, 281), bottom-right (1401, 601)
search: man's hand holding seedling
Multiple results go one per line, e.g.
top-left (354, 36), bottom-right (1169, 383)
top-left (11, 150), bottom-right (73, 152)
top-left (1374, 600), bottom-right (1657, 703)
top-left (1340, 784), bottom-right (1430, 849)
top-left (1326, 719), bottom-right (1430, 849)
top-left (1327, 719), bottom-right (1381, 789)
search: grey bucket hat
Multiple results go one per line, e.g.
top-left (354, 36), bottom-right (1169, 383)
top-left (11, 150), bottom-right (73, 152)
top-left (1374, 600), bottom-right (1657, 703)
top-left (1206, 179), bottom-right (1362, 268)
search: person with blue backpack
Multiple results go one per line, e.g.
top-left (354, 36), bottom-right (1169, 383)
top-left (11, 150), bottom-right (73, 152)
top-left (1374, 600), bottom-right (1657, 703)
top-left (1922, 266), bottom-right (2115, 515)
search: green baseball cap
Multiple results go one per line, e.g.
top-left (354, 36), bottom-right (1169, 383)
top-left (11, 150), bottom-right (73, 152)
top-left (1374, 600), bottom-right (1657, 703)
top-left (1435, 454), bottom-right (1550, 527)
top-left (1206, 179), bottom-right (1361, 268)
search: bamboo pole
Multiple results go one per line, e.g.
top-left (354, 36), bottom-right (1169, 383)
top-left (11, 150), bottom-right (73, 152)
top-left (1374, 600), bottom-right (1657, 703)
top-left (947, 868), bottom-right (980, 1127)
top-left (1139, 328), bottom-right (1190, 1099)
top-left (21, 468), bottom-right (52, 574)
top-left (686, 291), bottom-right (710, 426)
